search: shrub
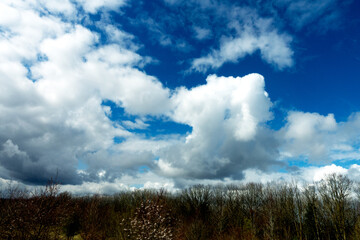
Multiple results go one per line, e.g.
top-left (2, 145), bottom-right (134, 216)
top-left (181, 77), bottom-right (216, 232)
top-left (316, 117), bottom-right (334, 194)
top-left (122, 195), bottom-right (176, 240)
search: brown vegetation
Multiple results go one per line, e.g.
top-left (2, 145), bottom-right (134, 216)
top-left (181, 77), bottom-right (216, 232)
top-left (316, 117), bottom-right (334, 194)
top-left (1, 174), bottom-right (360, 240)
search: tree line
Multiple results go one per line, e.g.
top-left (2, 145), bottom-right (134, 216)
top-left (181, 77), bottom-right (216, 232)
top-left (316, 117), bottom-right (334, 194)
top-left (1, 173), bottom-right (360, 240)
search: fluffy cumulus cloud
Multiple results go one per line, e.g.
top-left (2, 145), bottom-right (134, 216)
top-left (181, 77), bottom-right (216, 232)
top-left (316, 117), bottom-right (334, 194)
top-left (279, 112), bottom-right (338, 162)
top-left (0, 0), bottom-right (170, 185)
top-left (279, 112), bottom-right (360, 163)
top-left (242, 164), bottom-right (360, 185)
top-left (154, 74), bottom-right (280, 183)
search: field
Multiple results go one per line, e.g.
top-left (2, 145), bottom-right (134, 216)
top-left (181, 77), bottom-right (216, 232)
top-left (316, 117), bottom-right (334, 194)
top-left (1, 174), bottom-right (360, 240)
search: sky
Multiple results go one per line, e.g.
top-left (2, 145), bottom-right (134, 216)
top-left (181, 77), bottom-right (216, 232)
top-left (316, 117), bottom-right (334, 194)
top-left (1, 0), bottom-right (360, 194)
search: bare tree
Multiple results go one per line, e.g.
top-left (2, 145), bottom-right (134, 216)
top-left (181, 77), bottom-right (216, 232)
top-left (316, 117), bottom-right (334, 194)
top-left (292, 182), bottom-right (305, 240)
top-left (318, 174), bottom-right (353, 240)
top-left (241, 182), bottom-right (263, 239)
top-left (303, 184), bottom-right (321, 240)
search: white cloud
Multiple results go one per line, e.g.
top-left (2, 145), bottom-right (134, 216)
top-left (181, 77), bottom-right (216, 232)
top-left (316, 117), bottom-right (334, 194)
top-left (279, 111), bottom-right (360, 163)
top-left (155, 73), bottom-right (278, 180)
top-left (104, 25), bottom-right (137, 50)
top-left (38, 0), bottom-right (76, 16)
top-left (192, 35), bottom-right (258, 71)
top-left (242, 164), bottom-right (360, 184)
top-left (122, 119), bottom-right (149, 130)
top-left (60, 179), bottom-right (131, 195)
top-left (191, 9), bottom-right (293, 72)
top-left (0, 0), bottom-right (172, 185)
top-left (257, 31), bottom-right (293, 68)
top-left (171, 74), bottom-right (272, 141)
top-left (0, 2), bottom-right (68, 63)
top-left (192, 26), bottom-right (212, 40)
top-left (0, 2), bottom-right (21, 26)
top-left (75, 0), bottom-right (127, 14)
top-left (60, 171), bottom-right (177, 195)
top-left (284, 112), bottom-right (336, 139)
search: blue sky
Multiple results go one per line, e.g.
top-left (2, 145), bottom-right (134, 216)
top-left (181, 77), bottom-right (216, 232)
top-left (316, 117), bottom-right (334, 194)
top-left (0, 0), bottom-right (360, 193)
